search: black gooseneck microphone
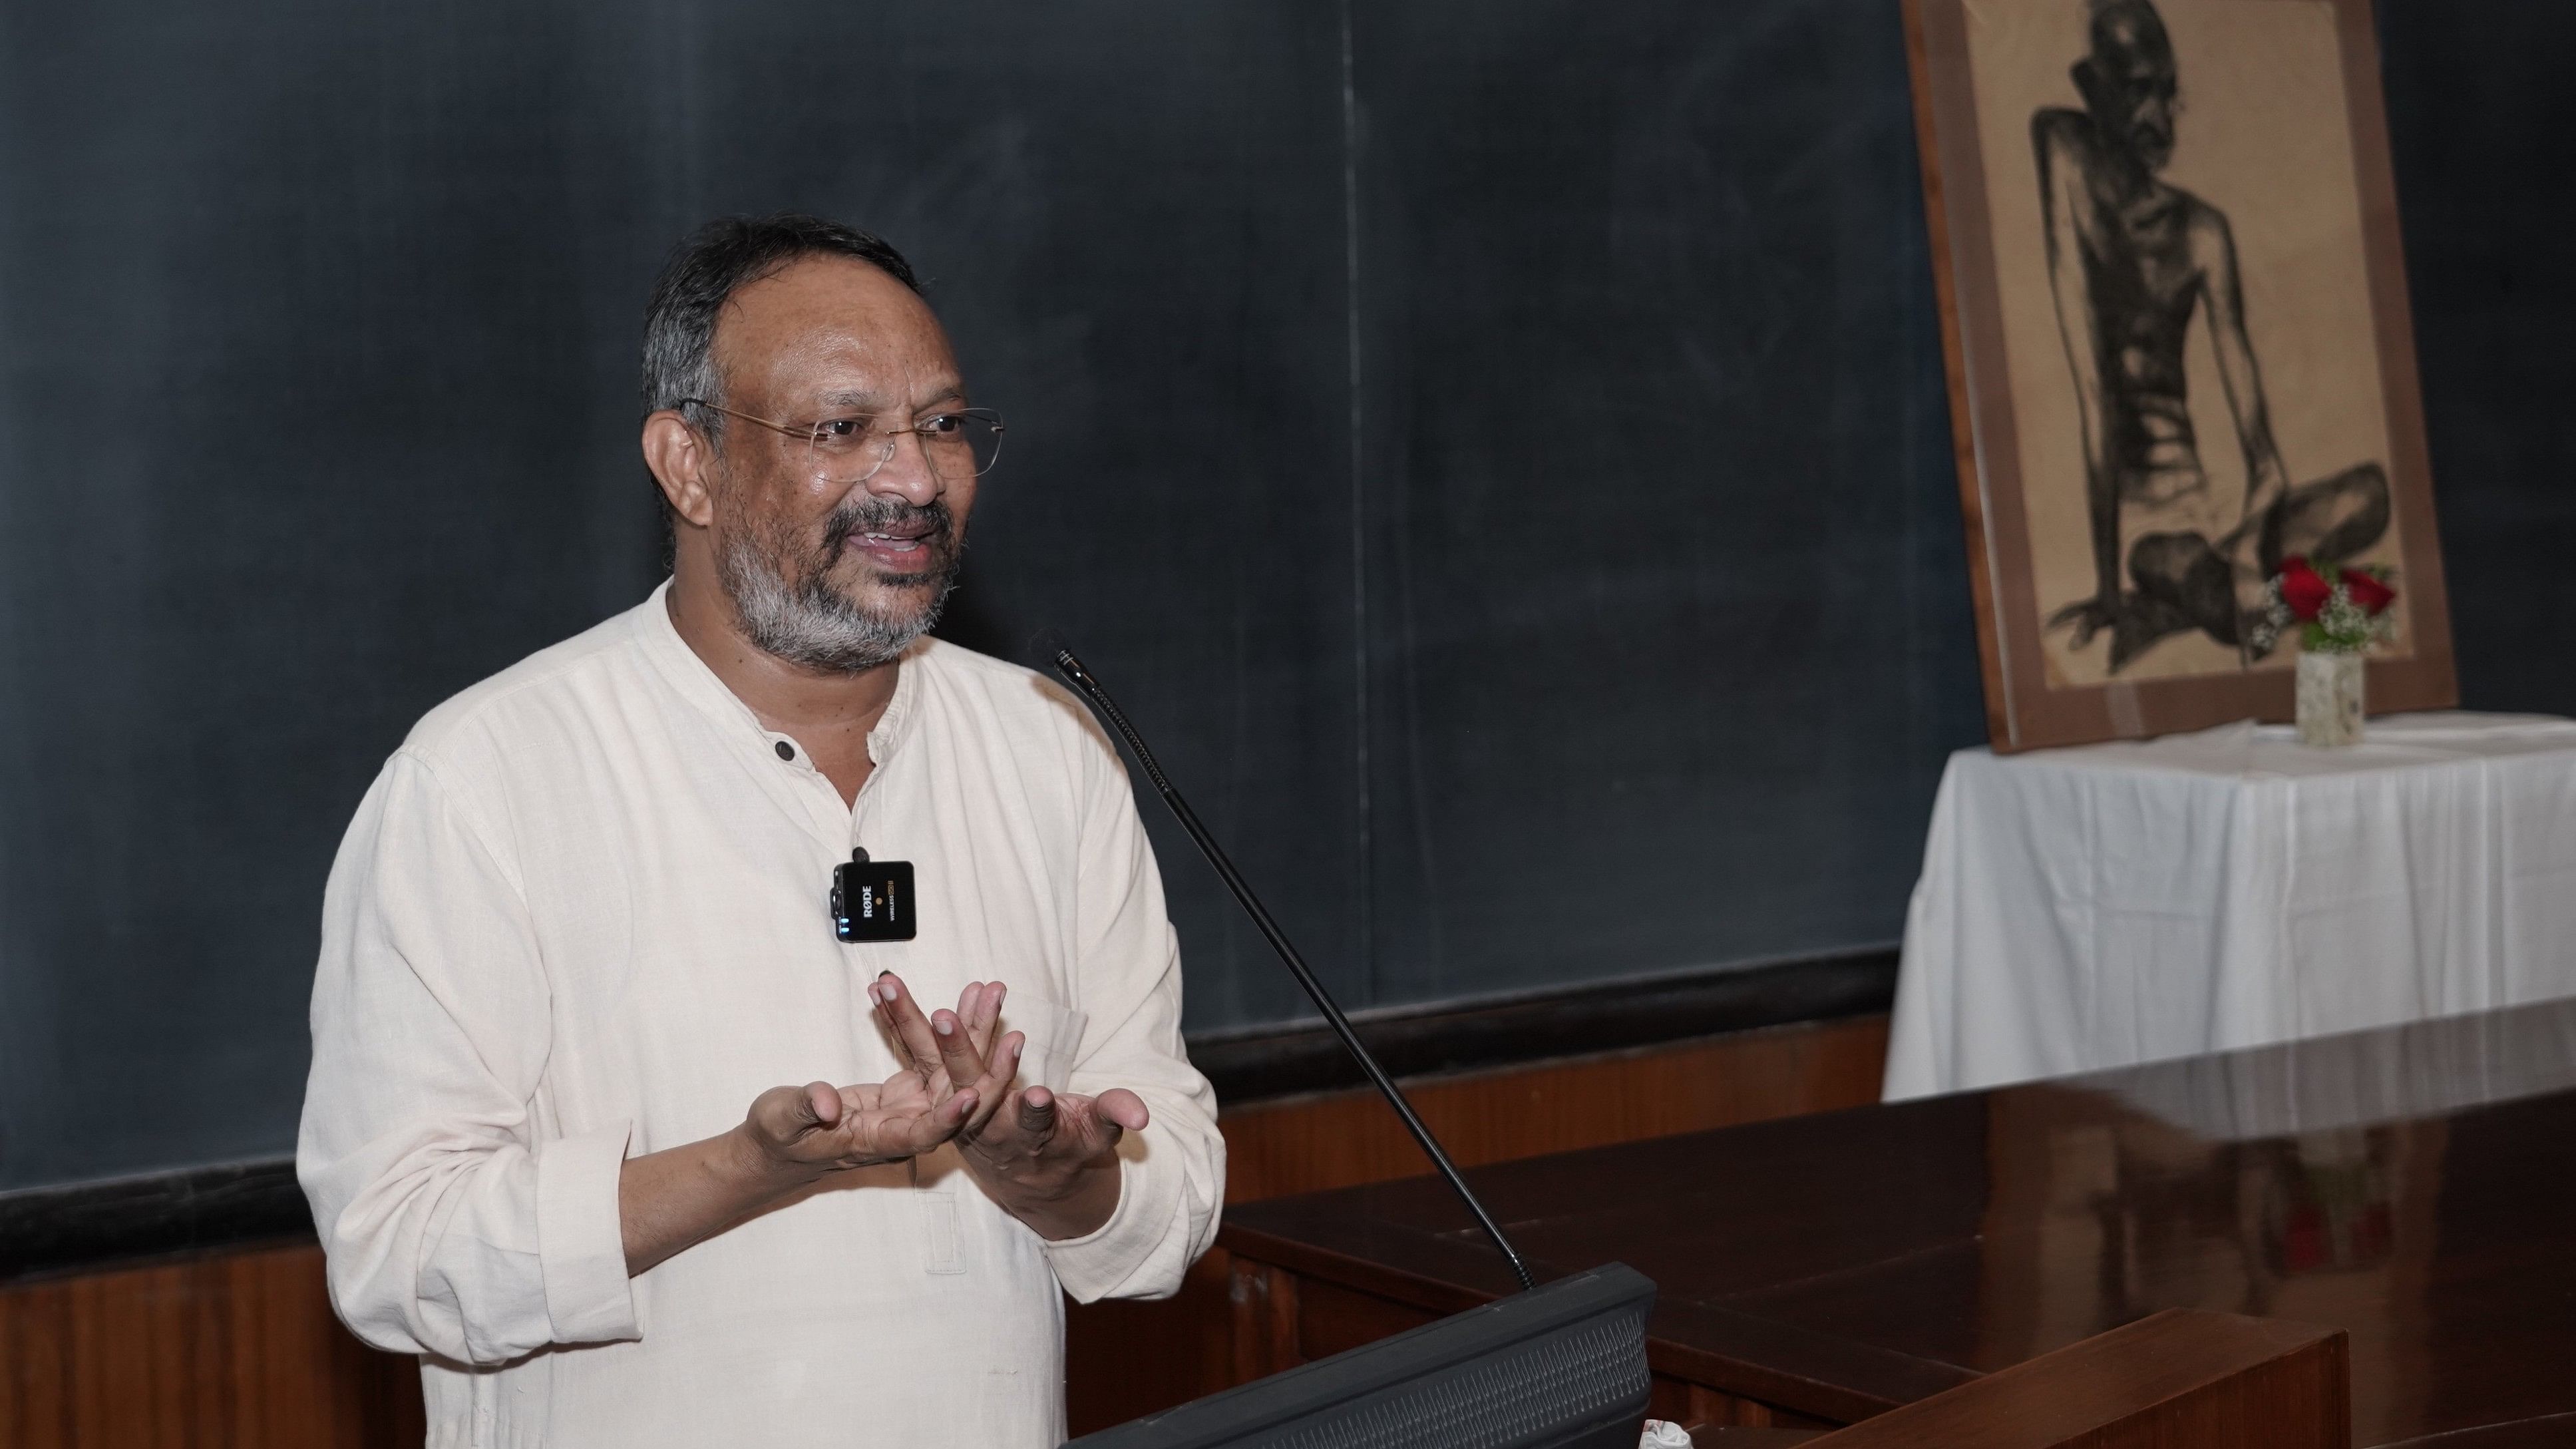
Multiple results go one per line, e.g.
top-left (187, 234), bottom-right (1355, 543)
top-left (1035, 630), bottom-right (1537, 1295)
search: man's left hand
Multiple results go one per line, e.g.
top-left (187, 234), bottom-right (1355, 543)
top-left (956, 1081), bottom-right (1147, 1241)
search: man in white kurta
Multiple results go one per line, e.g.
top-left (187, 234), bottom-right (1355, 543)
top-left (298, 216), bottom-right (1223, 1448)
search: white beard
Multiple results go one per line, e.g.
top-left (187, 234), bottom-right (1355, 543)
top-left (717, 521), bottom-right (949, 674)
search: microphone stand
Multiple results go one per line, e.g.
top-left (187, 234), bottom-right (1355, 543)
top-left (1038, 633), bottom-right (1537, 1295)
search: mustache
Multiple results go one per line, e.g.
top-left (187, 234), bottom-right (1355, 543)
top-left (819, 495), bottom-right (958, 560)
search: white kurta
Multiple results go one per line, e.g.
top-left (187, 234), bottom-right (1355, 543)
top-left (297, 583), bottom-right (1224, 1449)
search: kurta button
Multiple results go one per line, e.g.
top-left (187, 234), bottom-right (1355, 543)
top-left (775, 741), bottom-right (795, 761)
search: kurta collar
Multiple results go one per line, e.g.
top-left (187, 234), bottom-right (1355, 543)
top-left (631, 578), bottom-right (927, 769)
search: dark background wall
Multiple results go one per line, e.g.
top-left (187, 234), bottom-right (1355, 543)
top-left (0, 0), bottom-right (2565, 1194)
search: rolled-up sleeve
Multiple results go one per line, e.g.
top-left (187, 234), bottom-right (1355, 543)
top-left (297, 750), bottom-right (639, 1363)
top-left (1042, 730), bottom-right (1225, 1303)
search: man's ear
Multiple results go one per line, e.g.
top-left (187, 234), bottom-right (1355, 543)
top-left (642, 410), bottom-right (719, 530)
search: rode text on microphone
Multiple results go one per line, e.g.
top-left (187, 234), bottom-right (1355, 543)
top-left (830, 849), bottom-right (916, 942)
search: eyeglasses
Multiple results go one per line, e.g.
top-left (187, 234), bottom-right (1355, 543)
top-left (681, 399), bottom-right (1005, 484)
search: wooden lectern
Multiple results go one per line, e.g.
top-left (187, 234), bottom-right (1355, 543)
top-left (1217, 986), bottom-right (2576, 1448)
top-left (1700, 1309), bottom-right (2348, 1447)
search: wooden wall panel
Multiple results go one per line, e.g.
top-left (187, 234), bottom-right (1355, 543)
top-left (2, 1015), bottom-right (1889, 1446)
top-left (0, 1244), bottom-right (421, 1449)
top-left (1218, 1013), bottom-right (1892, 1201)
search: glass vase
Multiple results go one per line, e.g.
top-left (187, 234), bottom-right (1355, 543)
top-left (2296, 650), bottom-right (2365, 747)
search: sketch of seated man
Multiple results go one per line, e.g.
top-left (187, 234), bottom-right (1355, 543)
top-left (2036, 0), bottom-right (2389, 672)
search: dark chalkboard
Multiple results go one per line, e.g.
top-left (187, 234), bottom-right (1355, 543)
top-left (0, 0), bottom-right (2565, 1193)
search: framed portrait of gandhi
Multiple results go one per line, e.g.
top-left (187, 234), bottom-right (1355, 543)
top-left (1905, 0), bottom-right (2456, 751)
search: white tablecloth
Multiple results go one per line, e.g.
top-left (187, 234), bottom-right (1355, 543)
top-left (1883, 712), bottom-right (2576, 1100)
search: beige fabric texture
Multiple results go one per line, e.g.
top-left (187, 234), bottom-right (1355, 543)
top-left (297, 582), bottom-right (1224, 1449)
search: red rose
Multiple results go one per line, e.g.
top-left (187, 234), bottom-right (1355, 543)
top-left (2278, 557), bottom-right (2332, 621)
top-left (2341, 568), bottom-right (2396, 616)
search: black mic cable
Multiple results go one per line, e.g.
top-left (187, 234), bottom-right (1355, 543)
top-left (1035, 631), bottom-right (1537, 1295)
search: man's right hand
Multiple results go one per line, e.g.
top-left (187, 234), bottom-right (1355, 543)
top-left (621, 975), bottom-right (1024, 1274)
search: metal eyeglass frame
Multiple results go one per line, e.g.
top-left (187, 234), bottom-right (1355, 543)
top-left (679, 398), bottom-right (1005, 483)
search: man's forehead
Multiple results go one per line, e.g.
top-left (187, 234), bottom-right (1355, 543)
top-left (811, 379), bottom-right (967, 411)
top-left (715, 254), bottom-right (958, 399)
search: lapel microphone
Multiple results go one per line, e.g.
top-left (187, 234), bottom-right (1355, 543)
top-left (831, 848), bottom-right (916, 942)
top-left (1033, 630), bottom-right (1537, 1293)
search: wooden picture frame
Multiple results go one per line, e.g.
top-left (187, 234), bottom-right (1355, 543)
top-left (1904, 0), bottom-right (2456, 751)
